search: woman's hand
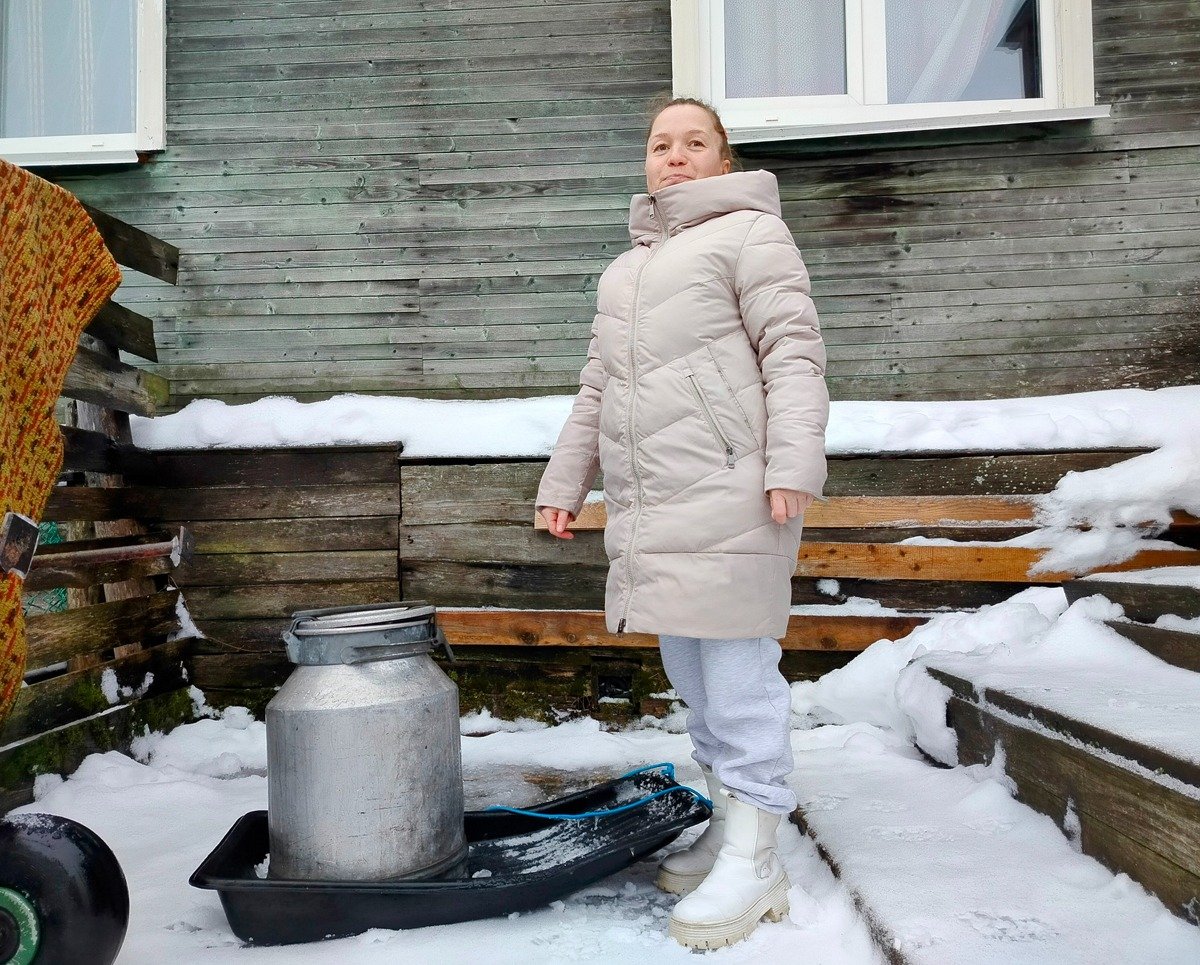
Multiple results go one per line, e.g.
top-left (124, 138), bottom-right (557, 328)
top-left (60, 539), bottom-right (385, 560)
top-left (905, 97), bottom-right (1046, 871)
top-left (539, 507), bottom-right (576, 539)
top-left (768, 489), bottom-right (814, 524)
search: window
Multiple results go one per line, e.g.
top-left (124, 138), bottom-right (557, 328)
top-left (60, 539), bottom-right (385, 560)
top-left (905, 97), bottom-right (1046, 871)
top-left (0, 0), bottom-right (165, 166)
top-left (672, 0), bottom-right (1108, 143)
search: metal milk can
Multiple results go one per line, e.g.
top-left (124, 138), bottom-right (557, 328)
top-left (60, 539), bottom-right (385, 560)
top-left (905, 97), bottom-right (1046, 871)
top-left (266, 601), bottom-right (467, 881)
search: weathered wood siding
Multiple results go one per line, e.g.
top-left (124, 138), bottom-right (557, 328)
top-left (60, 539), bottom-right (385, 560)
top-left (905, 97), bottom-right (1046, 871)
top-left (45, 0), bottom-right (1200, 409)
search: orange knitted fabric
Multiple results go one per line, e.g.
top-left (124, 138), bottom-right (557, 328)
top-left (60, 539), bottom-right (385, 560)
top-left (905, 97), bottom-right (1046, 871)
top-left (0, 160), bottom-right (121, 726)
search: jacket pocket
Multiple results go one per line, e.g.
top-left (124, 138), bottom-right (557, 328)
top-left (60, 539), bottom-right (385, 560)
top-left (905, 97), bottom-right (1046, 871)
top-left (706, 345), bottom-right (758, 439)
top-left (684, 372), bottom-right (736, 469)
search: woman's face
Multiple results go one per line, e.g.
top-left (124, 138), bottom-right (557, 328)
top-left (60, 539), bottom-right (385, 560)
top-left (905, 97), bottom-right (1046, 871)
top-left (645, 104), bottom-right (730, 194)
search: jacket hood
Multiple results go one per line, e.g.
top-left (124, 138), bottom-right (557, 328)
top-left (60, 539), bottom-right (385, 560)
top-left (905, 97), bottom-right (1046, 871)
top-left (628, 169), bottom-right (782, 245)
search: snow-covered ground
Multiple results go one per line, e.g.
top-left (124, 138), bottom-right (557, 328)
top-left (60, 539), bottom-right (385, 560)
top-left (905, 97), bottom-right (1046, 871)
top-left (11, 573), bottom-right (1200, 963)
top-left (5, 387), bottom-right (1182, 959)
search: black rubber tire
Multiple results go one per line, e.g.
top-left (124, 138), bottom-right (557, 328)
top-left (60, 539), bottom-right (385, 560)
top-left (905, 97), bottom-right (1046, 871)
top-left (0, 813), bottom-right (129, 965)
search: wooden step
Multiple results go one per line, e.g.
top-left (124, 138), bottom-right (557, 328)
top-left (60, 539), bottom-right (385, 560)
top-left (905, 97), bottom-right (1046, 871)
top-left (925, 666), bottom-right (1200, 924)
top-left (790, 730), bottom-right (1200, 963)
top-left (1066, 574), bottom-right (1200, 622)
top-left (436, 607), bottom-right (928, 653)
top-left (1102, 619), bottom-right (1200, 673)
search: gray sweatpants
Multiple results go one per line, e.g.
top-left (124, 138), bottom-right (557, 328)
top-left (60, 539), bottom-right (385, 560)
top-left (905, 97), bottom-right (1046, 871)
top-left (657, 634), bottom-right (797, 814)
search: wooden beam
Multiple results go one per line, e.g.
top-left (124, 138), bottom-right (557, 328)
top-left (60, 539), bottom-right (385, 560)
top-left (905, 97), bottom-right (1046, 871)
top-left (794, 543), bottom-right (1200, 583)
top-left (81, 202), bottom-right (180, 283)
top-left (1, 638), bottom-right (191, 746)
top-left (62, 342), bottom-right (170, 416)
top-left (85, 299), bottom-right (159, 362)
top-left (61, 425), bottom-right (157, 477)
top-left (25, 590), bottom-right (182, 670)
top-left (535, 497), bottom-right (1200, 532)
top-left (436, 608), bottom-right (927, 652)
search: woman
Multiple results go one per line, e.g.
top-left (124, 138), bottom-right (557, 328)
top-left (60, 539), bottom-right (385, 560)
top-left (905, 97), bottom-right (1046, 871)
top-left (535, 96), bottom-right (829, 949)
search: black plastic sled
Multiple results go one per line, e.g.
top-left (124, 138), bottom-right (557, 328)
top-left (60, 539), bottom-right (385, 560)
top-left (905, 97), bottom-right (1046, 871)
top-left (191, 765), bottom-right (710, 946)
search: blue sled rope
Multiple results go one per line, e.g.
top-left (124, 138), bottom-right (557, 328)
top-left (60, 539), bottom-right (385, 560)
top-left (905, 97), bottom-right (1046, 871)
top-left (483, 762), bottom-right (713, 822)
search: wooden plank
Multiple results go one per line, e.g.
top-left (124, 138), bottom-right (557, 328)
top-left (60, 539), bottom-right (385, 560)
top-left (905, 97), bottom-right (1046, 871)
top-left (159, 516), bottom-right (399, 554)
top-left (60, 426), bottom-right (157, 477)
top-left (930, 667), bottom-right (1200, 789)
top-left (182, 580), bottom-right (399, 620)
top-left (402, 559), bottom-right (609, 609)
top-left (138, 483), bottom-right (401, 521)
top-left (536, 496), bottom-right (1200, 531)
top-left (152, 445), bottom-right (401, 487)
top-left (24, 590), bottom-right (181, 670)
top-left (1102, 620), bottom-right (1200, 673)
top-left (175, 549), bottom-right (398, 586)
top-left (1065, 578), bottom-right (1200, 621)
top-left (85, 300), bottom-right (159, 362)
top-left (794, 543), bottom-right (1200, 583)
top-left (436, 608), bottom-right (924, 652)
top-left (1, 639), bottom-right (191, 746)
top-left (23, 554), bottom-right (174, 593)
top-left (62, 343), bottom-right (169, 416)
top-left (80, 203), bottom-right (180, 283)
top-left (946, 695), bottom-right (1200, 923)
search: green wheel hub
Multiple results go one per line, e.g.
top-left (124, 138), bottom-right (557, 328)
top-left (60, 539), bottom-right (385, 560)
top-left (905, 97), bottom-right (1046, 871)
top-left (0, 888), bottom-right (39, 965)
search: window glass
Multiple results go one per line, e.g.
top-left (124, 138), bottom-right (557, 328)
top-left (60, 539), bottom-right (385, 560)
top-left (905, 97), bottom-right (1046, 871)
top-left (886, 0), bottom-right (1040, 104)
top-left (725, 0), bottom-right (847, 97)
top-left (1, 0), bottom-right (137, 138)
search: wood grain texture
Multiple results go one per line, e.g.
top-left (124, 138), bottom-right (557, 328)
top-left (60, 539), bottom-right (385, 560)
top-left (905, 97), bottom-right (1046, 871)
top-left (435, 608), bottom-right (926, 652)
top-left (946, 694), bottom-right (1200, 923)
top-left (40, 0), bottom-right (1200, 409)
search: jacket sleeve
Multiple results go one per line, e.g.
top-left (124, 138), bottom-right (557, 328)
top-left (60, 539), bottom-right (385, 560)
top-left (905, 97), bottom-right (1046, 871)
top-left (535, 318), bottom-right (607, 517)
top-left (734, 214), bottom-right (830, 501)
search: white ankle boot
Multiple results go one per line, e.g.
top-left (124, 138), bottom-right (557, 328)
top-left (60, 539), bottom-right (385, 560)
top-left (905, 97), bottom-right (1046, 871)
top-left (668, 789), bottom-right (791, 949)
top-left (655, 766), bottom-right (726, 895)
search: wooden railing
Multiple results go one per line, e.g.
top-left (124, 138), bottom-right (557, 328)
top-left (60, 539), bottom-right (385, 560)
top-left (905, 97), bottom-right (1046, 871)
top-left (1, 206), bottom-right (194, 812)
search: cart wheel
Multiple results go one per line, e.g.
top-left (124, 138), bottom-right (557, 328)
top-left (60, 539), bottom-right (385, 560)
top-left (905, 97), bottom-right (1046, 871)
top-left (0, 887), bottom-right (39, 965)
top-left (0, 814), bottom-right (129, 965)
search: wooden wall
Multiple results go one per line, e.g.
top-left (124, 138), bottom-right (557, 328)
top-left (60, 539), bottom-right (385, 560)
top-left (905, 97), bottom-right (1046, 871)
top-left (139, 444), bottom-right (1195, 718)
top-left (43, 0), bottom-right (1200, 409)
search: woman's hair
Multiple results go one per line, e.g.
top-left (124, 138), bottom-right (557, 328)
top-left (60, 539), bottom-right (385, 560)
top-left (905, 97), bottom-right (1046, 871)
top-left (644, 94), bottom-right (741, 171)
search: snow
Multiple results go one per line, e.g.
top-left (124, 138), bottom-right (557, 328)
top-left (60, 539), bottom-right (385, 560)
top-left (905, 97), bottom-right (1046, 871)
top-left (792, 726), bottom-right (1200, 963)
top-left (130, 386), bottom-right (1200, 457)
top-left (902, 592), bottom-right (1200, 772)
top-left (1082, 565), bottom-right (1200, 589)
top-left (9, 718), bottom-right (883, 965)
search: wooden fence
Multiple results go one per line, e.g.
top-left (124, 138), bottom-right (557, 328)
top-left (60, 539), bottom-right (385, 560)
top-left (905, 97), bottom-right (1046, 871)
top-left (1, 209), bottom-right (195, 812)
top-left (143, 445), bottom-right (1200, 720)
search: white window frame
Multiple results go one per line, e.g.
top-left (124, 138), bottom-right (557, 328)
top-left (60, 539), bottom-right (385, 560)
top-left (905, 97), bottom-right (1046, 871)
top-left (673, 0), bottom-right (1109, 144)
top-left (0, 0), bottom-right (165, 167)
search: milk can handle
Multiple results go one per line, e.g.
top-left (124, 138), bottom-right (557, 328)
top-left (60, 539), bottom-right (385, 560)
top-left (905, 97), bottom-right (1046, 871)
top-left (338, 627), bottom-right (456, 665)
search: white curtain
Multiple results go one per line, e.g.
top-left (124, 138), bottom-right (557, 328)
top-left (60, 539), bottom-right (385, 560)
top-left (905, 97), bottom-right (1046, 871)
top-left (725, 0), bottom-right (847, 98)
top-left (887, 0), bottom-right (1032, 104)
top-left (0, 0), bottom-right (136, 138)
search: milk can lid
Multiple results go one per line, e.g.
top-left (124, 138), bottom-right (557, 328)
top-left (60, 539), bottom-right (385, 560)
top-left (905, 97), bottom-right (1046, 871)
top-left (283, 601), bottom-right (449, 665)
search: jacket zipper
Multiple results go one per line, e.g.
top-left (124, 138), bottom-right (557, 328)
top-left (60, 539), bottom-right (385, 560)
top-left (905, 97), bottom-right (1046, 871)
top-left (685, 374), bottom-right (736, 468)
top-left (618, 196), bottom-right (669, 635)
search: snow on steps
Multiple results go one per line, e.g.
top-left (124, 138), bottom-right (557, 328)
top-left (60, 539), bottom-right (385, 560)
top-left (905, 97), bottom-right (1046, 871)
top-left (928, 664), bottom-right (1200, 923)
top-left (1065, 573), bottom-right (1200, 673)
top-left (789, 728), bottom-right (1200, 964)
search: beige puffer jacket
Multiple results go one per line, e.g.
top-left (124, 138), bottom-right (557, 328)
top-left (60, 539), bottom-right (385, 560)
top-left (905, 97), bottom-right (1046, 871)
top-left (536, 169), bottom-right (829, 640)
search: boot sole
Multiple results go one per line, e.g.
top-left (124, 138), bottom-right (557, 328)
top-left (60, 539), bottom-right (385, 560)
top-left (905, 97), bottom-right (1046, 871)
top-left (654, 865), bottom-right (710, 896)
top-left (668, 875), bottom-right (790, 950)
